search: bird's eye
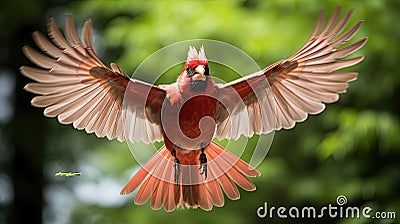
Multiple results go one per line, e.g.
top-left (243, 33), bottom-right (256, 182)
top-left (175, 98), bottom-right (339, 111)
top-left (186, 66), bottom-right (194, 77)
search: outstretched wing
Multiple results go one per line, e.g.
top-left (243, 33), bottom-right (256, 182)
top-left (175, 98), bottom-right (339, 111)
top-left (215, 6), bottom-right (367, 140)
top-left (20, 15), bottom-right (166, 143)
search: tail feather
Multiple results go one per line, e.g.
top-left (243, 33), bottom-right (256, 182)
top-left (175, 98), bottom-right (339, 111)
top-left (207, 144), bottom-right (257, 191)
top-left (121, 141), bottom-right (260, 211)
top-left (215, 171), bottom-right (240, 200)
top-left (150, 183), bottom-right (163, 209)
top-left (134, 168), bottom-right (158, 205)
top-left (206, 179), bottom-right (224, 207)
top-left (120, 146), bottom-right (168, 194)
top-left (164, 176), bottom-right (180, 211)
top-left (210, 142), bottom-right (261, 177)
top-left (156, 152), bottom-right (177, 209)
top-left (128, 146), bottom-right (171, 205)
top-left (199, 182), bottom-right (212, 211)
top-left (151, 156), bottom-right (171, 209)
top-left (181, 163), bottom-right (201, 208)
top-left (182, 184), bottom-right (200, 208)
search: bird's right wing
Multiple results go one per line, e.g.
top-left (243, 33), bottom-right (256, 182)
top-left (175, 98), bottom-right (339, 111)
top-left (21, 15), bottom-right (166, 143)
top-left (215, 6), bottom-right (367, 140)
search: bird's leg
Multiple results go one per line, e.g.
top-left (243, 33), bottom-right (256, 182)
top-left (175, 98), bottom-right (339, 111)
top-left (199, 148), bottom-right (207, 179)
top-left (171, 149), bottom-right (180, 186)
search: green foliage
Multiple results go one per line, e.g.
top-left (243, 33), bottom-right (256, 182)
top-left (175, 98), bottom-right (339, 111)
top-left (62, 0), bottom-right (400, 223)
top-left (318, 109), bottom-right (400, 159)
top-left (2, 0), bottom-right (399, 223)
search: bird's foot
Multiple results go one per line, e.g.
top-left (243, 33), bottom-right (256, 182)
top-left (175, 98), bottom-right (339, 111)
top-left (199, 148), bottom-right (207, 179)
top-left (172, 150), bottom-right (180, 186)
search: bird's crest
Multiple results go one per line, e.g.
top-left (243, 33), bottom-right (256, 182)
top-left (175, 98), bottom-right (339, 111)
top-left (186, 45), bottom-right (208, 67)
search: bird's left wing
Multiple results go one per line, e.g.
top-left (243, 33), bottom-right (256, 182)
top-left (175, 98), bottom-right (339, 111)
top-left (21, 15), bottom-right (166, 143)
top-left (215, 6), bottom-right (367, 140)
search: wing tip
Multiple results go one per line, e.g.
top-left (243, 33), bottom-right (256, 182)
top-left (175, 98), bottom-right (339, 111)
top-left (20, 66), bottom-right (35, 82)
top-left (23, 83), bottom-right (34, 93)
top-left (21, 45), bottom-right (30, 55)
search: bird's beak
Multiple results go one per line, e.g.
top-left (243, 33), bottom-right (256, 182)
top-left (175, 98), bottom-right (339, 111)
top-left (191, 65), bottom-right (206, 81)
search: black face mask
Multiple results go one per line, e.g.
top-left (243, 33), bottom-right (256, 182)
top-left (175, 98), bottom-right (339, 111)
top-left (187, 65), bottom-right (209, 92)
top-left (190, 76), bottom-right (208, 92)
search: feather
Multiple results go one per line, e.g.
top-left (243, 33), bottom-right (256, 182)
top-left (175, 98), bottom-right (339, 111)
top-left (121, 142), bottom-right (259, 211)
top-left (32, 31), bottom-right (63, 58)
top-left (216, 7), bottom-right (366, 139)
top-left (21, 14), bottom-right (166, 143)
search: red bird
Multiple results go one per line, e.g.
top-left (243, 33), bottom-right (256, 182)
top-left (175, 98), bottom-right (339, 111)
top-left (21, 6), bottom-right (366, 211)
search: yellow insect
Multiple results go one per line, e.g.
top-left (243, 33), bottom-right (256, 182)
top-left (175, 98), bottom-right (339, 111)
top-left (55, 172), bottom-right (82, 177)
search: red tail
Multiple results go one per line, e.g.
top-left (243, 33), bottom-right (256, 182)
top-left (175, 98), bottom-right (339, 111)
top-left (120, 141), bottom-right (260, 212)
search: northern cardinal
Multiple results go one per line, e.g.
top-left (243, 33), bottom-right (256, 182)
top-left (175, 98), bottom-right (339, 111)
top-left (21, 6), bottom-right (366, 211)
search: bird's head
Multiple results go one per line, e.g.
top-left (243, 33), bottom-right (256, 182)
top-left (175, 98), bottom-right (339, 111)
top-left (178, 46), bottom-right (210, 93)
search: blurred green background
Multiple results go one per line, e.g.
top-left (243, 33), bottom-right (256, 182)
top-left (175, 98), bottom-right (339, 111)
top-left (1, 0), bottom-right (399, 223)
